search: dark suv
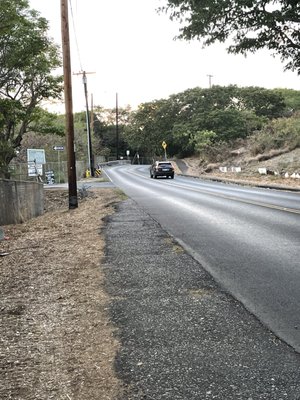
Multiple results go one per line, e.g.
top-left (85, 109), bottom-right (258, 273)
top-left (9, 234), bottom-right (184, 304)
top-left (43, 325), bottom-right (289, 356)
top-left (150, 161), bottom-right (175, 179)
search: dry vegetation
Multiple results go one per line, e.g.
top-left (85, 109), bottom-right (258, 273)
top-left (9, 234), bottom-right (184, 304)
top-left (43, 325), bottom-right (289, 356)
top-left (182, 148), bottom-right (300, 189)
top-left (182, 113), bottom-right (300, 190)
top-left (0, 188), bottom-right (124, 400)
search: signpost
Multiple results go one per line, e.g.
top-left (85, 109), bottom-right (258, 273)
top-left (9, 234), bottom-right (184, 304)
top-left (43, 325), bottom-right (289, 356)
top-left (162, 141), bottom-right (167, 160)
top-left (53, 146), bottom-right (64, 183)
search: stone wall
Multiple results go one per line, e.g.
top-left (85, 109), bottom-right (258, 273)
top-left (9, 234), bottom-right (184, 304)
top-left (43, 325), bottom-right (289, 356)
top-left (0, 180), bottom-right (44, 225)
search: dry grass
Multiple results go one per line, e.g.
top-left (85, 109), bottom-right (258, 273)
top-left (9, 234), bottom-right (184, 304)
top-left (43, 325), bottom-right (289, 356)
top-left (0, 188), bottom-right (124, 400)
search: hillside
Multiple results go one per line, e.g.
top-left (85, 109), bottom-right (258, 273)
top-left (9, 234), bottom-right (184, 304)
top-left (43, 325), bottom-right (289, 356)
top-left (179, 147), bottom-right (300, 190)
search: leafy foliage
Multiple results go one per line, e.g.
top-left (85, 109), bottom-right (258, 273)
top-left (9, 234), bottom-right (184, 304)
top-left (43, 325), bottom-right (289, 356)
top-left (125, 85), bottom-right (286, 158)
top-left (92, 106), bottom-right (132, 158)
top-left (191, 130), bottom-right (217, 154)
top-left (28, 109), bottom-right (65, 136)
top-left (161, 0), bottom-right (300, 72)
top-left (0, 0), bottom-right (62, 177)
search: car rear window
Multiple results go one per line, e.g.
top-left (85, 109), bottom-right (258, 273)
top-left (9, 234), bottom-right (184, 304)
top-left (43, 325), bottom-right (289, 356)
top-left (158, 163), bottom-right (172, 167)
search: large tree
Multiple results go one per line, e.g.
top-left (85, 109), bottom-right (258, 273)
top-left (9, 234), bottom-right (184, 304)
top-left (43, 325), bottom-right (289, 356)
top-left (125, 85), bottom-right (286, 158)
top-left (161, 0), bottom-right (300, 72)
top-left (0, 0), bottom-right (62, 177)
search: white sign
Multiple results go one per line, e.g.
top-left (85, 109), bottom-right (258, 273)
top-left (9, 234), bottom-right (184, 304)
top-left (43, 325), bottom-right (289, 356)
top-left (28, 162), bottom-right (43, 177)
top-left (258, 168), bottom-right (267, 175)
top-left (53, 146), bottom-right (64, 151)
top-left (27, 149), bottom-right (46, 164)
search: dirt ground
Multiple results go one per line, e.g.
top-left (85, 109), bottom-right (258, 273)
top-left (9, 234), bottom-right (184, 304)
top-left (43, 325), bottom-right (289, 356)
top-left (0, 188), bottom-right (124, 400)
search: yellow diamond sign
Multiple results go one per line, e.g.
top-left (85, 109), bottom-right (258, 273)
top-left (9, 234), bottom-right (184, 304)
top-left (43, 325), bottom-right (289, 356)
top-left (162, 141), bottom-right (167, 149)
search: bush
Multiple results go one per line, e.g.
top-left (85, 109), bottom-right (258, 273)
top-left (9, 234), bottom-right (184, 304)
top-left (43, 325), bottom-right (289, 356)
top-left (249, 114), bottom-right (300, 156)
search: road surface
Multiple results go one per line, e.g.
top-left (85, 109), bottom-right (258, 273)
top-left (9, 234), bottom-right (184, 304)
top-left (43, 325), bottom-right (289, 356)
top-left (104, 164), bottom-right (300, 352)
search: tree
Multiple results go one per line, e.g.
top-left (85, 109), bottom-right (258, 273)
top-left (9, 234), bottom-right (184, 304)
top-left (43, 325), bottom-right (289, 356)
top-left (191, 130), bottom-right (217, 154)
top-left (124, 100), bottom-right (175, 158)
top-left (0, 0), bottom-right (62, 177)
top-left (161, 0), bottom-right (300, 73)
top-left (28, 108), bottom-right (65, 137)
top-left (274, 88), bottom-right (300, 113)
top-left (93, 106), bottom-right (132, 158)
top-left (123, 86), bottom-right (285, 158)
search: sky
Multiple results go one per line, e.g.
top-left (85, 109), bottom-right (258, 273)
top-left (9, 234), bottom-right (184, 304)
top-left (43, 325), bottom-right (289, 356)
top-left (29, 0), bottom-right (300, 113)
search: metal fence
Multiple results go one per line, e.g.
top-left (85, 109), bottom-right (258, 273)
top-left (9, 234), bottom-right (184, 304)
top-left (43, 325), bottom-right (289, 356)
top-left (9, 160), bottom-right (88, 183)
top-left (9, 155), bottom-right (153, 183)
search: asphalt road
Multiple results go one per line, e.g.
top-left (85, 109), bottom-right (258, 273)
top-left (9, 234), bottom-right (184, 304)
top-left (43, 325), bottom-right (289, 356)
top-left (104, 164), bottom-right (300, 352)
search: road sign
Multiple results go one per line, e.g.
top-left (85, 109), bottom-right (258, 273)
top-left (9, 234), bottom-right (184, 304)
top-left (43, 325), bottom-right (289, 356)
top-left (27, 149), bottom-right (46, 164)
top-left (53, 146), bottom-right (64, 151)
top-left (162, 141), bottom-right (167, 149)
top-left (27, 162), bottom-right (43, 177)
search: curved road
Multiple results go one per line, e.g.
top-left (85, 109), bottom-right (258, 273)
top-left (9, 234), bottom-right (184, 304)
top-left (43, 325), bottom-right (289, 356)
top-left (104, 164), bottom-right (300, 352)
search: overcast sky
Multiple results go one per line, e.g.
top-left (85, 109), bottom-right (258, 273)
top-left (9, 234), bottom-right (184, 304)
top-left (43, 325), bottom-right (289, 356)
top-left (29, 0), bottom-right (300, 113)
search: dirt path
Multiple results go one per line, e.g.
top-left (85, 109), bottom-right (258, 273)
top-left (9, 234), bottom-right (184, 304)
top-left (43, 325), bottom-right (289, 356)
top-left (0, 188), bottom-right (124, 400)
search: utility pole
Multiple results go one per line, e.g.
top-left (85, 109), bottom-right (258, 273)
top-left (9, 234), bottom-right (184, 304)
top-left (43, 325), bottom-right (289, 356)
top-left (116, 92), bottom-right (119, 160)
top-left (207, 74), bottom-right (213, 89)
top-left (60, 0), bottom-right (78, 209)
top-left (74, 71), bottom-right (95, 176)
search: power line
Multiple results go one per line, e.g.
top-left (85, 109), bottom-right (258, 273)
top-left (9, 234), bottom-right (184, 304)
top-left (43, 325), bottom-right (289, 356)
top-left (68, 0), bottom-right (83, 71)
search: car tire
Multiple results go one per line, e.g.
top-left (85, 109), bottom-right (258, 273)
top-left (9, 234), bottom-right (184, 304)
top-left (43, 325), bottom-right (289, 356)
top-left (171, 174), bottom-right (174, 179)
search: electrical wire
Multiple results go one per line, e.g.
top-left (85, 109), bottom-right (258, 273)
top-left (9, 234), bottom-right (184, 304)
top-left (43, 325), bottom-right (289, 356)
top-left (68, 0), bottom-right (83, 71)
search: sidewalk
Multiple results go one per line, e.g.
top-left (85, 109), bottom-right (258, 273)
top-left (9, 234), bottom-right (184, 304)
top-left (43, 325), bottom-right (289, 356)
top-left (103, 199), bottom-right (300, 400)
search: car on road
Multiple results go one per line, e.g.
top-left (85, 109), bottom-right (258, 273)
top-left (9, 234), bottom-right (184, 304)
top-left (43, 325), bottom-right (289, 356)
top-left (150, 161), bottom-right (175, 179)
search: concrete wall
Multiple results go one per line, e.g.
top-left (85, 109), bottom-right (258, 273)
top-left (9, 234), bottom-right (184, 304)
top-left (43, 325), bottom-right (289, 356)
top-left (0, 179), bottom-right (44, 225)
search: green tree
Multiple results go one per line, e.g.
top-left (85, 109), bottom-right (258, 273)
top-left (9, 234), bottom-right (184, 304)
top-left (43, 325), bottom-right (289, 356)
top-left (0, 0), bottom-right (62, 177)
top-left (93, 106), bottom-right (131, 158)
top-left (122, 86), bottom-right (287, 159)
top-left (238, 87), bottom-right (286, 118)
top-left (274, 88), bottom-right (300, 113)
top-left (191, 130), bottom-right (217, 154)
top-left (28, 108), bottom-right (65, 136)
top-left (161, 1), bottom-right (300, 72)
top-left (124, 99), bottom-right (176, 158)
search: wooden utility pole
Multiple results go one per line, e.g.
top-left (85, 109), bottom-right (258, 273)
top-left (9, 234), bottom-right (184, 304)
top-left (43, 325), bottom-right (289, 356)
top-left (61, 0), bottom-right (78, 209)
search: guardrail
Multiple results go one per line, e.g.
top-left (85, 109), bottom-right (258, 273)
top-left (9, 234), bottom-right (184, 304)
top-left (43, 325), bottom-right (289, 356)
top-left (98, 160), bottom-right (132, 168)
